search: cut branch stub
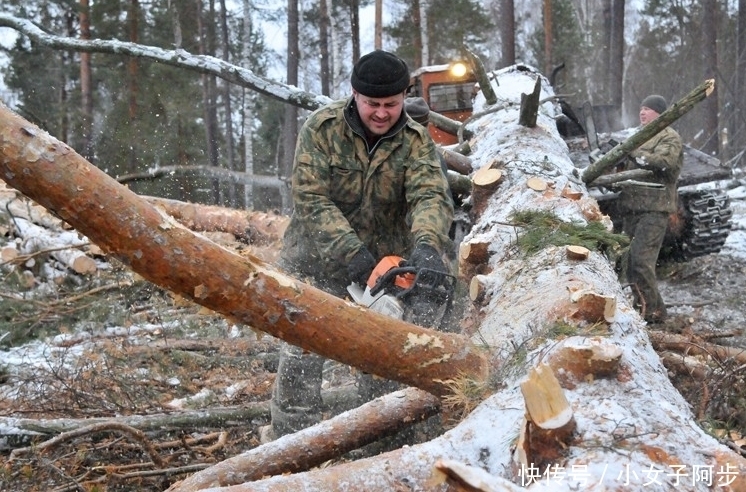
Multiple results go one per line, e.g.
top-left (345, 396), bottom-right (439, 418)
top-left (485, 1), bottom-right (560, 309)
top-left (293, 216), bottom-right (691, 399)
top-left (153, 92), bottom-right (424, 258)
top-left (526, 176), bottom-right (548, 192)
top-left (516, 363), bottom-right (576, 471)
top-left (471, 167), bottom-right (503, 217)
top-left (565, 245), bottom-right (590, 261)
top-left (459, 241), bottom-right (491, 281)
top-left (569, 288), bottom-right (617, 324)
top-left (468, 274), bottom-right (491, 305)
top-left (547, 336), bottom-right (624, 386)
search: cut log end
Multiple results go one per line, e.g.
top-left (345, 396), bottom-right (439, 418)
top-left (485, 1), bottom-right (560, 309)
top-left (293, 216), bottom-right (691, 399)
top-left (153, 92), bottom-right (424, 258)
top-left (526, 176), bottom-right (548, 192)
top-left (565, 245), bottom-right (590, 261)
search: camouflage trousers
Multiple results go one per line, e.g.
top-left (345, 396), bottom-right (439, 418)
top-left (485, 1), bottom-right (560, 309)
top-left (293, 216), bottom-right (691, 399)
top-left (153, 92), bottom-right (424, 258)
top-left (269, 260), bottom-right (399, 437)
top-left (622, 211), bottom-right (668, 322)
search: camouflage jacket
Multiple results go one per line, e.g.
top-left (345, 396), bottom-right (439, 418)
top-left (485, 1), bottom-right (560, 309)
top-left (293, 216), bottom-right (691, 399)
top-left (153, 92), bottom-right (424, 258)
top-left (619, 126), bottom-right (683, 214)
top-left (281, 98), bottom-right (454, 288)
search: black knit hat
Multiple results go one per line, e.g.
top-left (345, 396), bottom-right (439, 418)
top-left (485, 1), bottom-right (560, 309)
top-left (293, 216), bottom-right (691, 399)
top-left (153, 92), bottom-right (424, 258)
top-left (351, 50), bottom-right (410, 98)
top-left (641, 95), bottom-right (667, 115)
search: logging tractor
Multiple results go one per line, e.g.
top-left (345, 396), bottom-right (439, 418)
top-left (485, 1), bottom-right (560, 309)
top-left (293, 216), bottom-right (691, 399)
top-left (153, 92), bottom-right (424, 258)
top-left (408, 62), bottom-right (734, 262)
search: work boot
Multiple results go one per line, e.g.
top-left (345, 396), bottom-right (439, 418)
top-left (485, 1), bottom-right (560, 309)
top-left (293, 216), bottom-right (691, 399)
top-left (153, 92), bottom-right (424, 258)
top-left (269, 343), bottom-right (326, 438)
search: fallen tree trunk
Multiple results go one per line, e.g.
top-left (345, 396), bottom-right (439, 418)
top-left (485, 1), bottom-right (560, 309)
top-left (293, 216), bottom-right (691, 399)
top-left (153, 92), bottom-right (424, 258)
top-left (169, 388), bottom-right (440, 491)
top-left (0, 102), bottom-right (489, 401)
top-left (582, 79), bottom-right (716, 184)
top-left (2, 61), bottom-right (745, 491)
top-left (167, 65), bottom-right (746, 491)
top-left (143, 196), bottom-right (288, 246)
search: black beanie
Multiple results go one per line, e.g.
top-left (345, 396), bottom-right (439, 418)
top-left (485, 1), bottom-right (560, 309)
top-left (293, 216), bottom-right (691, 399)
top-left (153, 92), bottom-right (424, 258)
top-left (351, 50), bottom-right (410, 98)
top-left (641, 95), bottom-right (667, 115)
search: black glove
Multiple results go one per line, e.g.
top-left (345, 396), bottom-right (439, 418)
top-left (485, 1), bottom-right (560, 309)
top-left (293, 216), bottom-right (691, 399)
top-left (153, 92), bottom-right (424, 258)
top-left (347, 248), bottom-right (377, 285)
top-left (408, 244), bottom-right (447, 273)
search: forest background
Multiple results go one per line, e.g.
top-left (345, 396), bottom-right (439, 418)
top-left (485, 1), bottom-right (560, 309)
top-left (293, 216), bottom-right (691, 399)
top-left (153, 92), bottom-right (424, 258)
top-left (0, 0), bottom-right (745, 215)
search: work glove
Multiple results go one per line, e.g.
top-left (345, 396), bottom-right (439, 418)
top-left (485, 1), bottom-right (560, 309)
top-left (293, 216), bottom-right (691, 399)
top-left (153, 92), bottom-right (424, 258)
top-left (347, 248), bottom-right (377, 286)
top-left (408, 244), bottom-right (447, 274)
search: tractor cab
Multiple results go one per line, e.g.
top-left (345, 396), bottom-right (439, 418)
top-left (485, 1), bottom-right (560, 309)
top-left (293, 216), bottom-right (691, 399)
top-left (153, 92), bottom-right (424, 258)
top-left (408, 62), bottom-right (478, 145)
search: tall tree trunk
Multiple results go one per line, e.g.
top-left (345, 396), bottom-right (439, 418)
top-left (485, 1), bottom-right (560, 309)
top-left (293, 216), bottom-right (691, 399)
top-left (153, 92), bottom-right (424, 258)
top-left (420, 0), bottom-right (429, 65)
top-left (126, 0), bottom-right (139, 174)
top-left (499, 0), bottom-right (515, 67)
top-left (281, 0), bottom-right (299, 214)
top-left (600, 0), bottom-right (611, 99)
top-left (412, 0), bottom-right (422, 67)
top-left (737, 0), bottom-right (746, 166)
top-left (79, 0), bottom-right (93, 162)
top-left (350, 0), bottom-right (360, 62)
top-left (543, 0), bottom-right (552, 76)
top-left (608, 0), bottom-right (624, 126)
top-left (196, 0), bottom-right (222, 205)
top-left (701, 0), bottom-right (720, 156)
top-left (218, 0), bottom-right (237, 207)
top-left (242, 0), bottom-right (256, 209)
top-left (374, 0), bottom-right (381, 50)
top-left (319, 0), bottom-right (331, 96)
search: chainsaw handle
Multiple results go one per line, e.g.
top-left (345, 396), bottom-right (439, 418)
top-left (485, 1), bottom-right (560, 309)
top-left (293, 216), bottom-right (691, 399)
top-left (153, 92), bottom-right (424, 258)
top-left (369, 266), bottom-right (418, 297)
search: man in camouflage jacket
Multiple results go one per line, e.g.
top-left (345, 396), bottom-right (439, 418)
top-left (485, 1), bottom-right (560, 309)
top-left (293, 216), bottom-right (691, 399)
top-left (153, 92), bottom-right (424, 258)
top-left (267, 50), bottom-right (454, 439)
top-left (619, 94), bottom-right (683, 324)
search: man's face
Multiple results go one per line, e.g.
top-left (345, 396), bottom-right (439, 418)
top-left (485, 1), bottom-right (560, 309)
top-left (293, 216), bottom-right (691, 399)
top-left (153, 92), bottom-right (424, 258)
top-left (639, 106), bottom-right (659, 126)
top-left (353, 91), bottom-right (405, 136)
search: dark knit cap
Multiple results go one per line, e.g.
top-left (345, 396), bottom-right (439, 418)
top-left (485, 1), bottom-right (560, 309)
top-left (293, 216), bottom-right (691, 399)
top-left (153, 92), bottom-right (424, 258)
top-left (405, 97), bottom-right (431, 124)
top-left (351, 50), bottom-right (410, 98)
top-left (641, 95), bottom-right (667, 115)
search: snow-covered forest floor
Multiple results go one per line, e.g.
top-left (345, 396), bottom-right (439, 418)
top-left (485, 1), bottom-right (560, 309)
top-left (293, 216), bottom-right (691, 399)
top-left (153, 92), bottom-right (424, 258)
top-left (2, 175), bottom-right (746, 491)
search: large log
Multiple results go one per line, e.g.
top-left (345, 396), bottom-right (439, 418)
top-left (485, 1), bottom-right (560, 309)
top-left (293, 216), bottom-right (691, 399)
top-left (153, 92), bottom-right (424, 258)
top-left (581, 79), bottom-right (715, 184)
top-left (0, 102), bottom-right (489, 400)
top-left (175, 65), bottom-right (746, 491)
top-left (1, 49), bottom-right (744, 490)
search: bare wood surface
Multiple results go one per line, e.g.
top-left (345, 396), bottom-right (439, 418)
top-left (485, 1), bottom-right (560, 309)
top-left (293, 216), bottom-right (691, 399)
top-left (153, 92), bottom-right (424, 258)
top-left (167, 388), bottom-right (440, 491)
top-left (565, 244), bottom-right (590, 260)
top-left (428, 111), bottom-right (474, 140)
top-left (0, 103), bottom-right (489, 399)
top-left (582, 79), bottom-right (715, 184)
top-left (143, 195), bottom-right (288, 245)
top-left (438, 147), bottom-right (474, 175)
top-left (517, 364), bottom-right (576, 469)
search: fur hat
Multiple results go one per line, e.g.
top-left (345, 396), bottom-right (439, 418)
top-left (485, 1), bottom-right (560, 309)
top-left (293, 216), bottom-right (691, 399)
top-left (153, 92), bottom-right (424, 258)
top-left (351, 50), bottom-right (410, 98)
top-left (405, 97), bottom-right (430, 125)
top-left (641, 95), bottom-right (667, 115)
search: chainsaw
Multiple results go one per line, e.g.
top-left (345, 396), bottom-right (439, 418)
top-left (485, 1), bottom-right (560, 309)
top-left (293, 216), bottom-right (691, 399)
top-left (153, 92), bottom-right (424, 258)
top-left (346, 255), bottom-right (456, 329)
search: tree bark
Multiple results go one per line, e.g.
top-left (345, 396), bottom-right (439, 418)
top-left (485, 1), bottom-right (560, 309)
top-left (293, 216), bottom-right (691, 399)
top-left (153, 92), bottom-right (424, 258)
top-left (142, 195), bottom-right (288, 245)
top-left (168, 388), bottom-right (440, 491)
top-left (582, 79), bottom-right (715, 184)
top-left (0, 103), bottom-right (489, 399)
top-left (3, 51), bottom-right (746, 490)
top-left (161, 64), bottom-right (746, 492)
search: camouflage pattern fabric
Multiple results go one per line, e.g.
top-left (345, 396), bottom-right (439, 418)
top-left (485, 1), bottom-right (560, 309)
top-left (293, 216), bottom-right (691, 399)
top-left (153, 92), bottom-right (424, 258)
top-left (618, 125), bottom-right (683, 323)
top-left (270, 97), bottom-right (453, 438)
top-left (281, 97), bottom-right (454, 289)
top-left (619, 126), bottom-right (683, 213)
top-left (622, 211), bottom-right (669, 322)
